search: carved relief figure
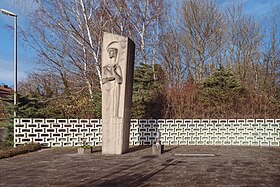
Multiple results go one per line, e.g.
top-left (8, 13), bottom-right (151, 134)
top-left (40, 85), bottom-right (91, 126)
top-left (102, 42), bottom-right (123, 117)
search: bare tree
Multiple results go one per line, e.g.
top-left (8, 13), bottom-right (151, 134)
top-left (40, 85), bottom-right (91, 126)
top-left (224, 2), bottom-right (263, 87)
top-left (17, 0), bottom-right (279, 119)
top-left (113, 0), bottom-right (164, 66)
top-left (262, 11), bottom-right (280, 96)
top-left (180, 0), bottom-right (223, 82)
top-left (22, 0), bottom-right (119, 101)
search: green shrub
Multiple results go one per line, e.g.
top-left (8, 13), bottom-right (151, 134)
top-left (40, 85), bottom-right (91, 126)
top-left (0, 143), bottom-right (41, 159)
top-left (3, 123), bottom-right (13, 147)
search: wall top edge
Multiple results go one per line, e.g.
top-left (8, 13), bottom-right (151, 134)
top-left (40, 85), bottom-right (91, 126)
top-left (14, 118), bottom-right (280, 120)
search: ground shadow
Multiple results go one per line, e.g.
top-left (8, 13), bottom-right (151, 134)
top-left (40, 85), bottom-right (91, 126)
top-left (163, 146), bottom-right (179, 153)
top-left (90, 146), bottom-right (150, 154)
top-left (127, 145), bottom-right (151, 153)
top-left (91, 146), bottom-right (102, 153)
top-left (82, 158), bottom-right (181, 187)
top-left (141, 155), bottom-right (158, 159)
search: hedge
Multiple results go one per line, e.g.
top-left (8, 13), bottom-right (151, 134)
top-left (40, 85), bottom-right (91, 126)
top-left (0, 143), bottom-right (41, 159)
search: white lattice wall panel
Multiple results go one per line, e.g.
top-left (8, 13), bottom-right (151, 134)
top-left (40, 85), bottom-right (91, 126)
top-left (14, 119), bottom-right (102, 147)
top-left (14, 118), bottom-right (280, 147)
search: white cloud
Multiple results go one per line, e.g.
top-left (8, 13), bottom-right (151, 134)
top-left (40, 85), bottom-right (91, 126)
top-left (0, 58), bottom-right (13, 84)
top-left (0, 57), bottom-right (33, 85)
top-left (244, 0), bottom-right (278, 16)
top-left (0, 71), bottom-right (13, 84)
top-left (0, 58), bottom-right (12, 70)
top-left (0, 0), bottom-right (38, 13)
top-left (0, 0), bottom-right (39, 26)
top-left (0, 0), bottom-right (38, 85)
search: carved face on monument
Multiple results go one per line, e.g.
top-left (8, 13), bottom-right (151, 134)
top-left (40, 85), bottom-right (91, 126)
top-left (108, 48), bottom-right (118, 59)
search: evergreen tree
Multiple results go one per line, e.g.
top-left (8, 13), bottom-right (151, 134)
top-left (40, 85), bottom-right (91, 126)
top-left (132, 63), bottom-right (165, 118)
top-left (200, 66), bottom-right (245, 117)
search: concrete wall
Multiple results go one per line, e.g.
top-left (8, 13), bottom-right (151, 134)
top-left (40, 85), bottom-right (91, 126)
top-left (14, 118), bottom-right (280, 147)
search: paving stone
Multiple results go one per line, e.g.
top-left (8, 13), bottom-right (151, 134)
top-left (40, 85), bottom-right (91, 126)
top-left (0, 146), bottom-right (279, 186)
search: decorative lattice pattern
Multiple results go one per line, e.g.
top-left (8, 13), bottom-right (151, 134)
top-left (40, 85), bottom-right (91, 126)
top-left (14, 118), bottom-right (280, 147)
top-left (14, 119), bottom-right (102, 147)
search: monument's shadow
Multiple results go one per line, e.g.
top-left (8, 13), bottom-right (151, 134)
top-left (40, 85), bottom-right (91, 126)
top-left (127, 145), bottom-right (151, 153)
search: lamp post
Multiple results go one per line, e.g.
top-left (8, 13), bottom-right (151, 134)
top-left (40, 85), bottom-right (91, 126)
top-left (0, 9), bottom-right (17, 117)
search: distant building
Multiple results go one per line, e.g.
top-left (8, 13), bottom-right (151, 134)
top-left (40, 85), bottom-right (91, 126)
top-left (0, 85), bottom-right (13, 99)
top-left (0, 85), bottom-right (13, 120)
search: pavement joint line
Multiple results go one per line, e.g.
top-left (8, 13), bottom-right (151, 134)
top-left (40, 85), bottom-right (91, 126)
top-left (174, 153), bottom-right (216, 157)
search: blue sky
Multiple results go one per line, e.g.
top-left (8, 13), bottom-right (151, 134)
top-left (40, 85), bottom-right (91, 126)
top-left (0, 0), bottom-right (38, 86)
top-left (0, 0), bottom-right (280, 87)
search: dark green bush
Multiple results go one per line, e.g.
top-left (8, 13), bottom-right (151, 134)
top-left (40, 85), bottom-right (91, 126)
top-left (0, 143), bottom-right (41, 159)
top-left (3, 123), bottom-right (13, 147)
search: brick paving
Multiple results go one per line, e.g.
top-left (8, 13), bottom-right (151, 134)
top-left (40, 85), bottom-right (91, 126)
top-left (0, 145), bottom-right (279, 187)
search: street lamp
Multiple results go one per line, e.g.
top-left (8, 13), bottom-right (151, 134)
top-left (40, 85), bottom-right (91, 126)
top-left (0, 9), bottom-right (17, 117)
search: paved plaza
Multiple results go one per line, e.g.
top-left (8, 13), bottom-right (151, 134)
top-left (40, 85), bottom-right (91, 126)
top-left (0, 145), bottom-right (279, 186)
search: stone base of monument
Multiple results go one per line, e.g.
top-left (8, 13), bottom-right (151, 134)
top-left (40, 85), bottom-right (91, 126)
top-left (77, 147), bottom-right (92, 154)
top-left (152, 144), bottom-right (164, 155)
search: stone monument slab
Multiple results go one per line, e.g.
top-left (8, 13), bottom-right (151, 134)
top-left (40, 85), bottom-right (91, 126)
top-left (102, 32), bottom-right (135, 155)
